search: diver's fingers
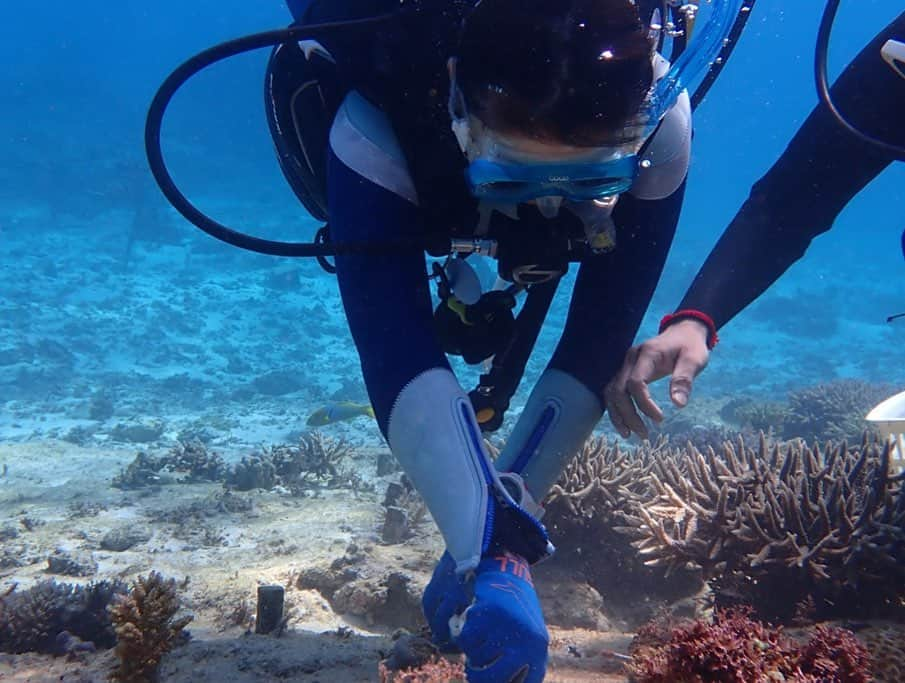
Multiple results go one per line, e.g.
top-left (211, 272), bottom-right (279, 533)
top-left (669, 347), bottom-right (709, 408)
top-left (606, 394), bottom-right (633, 439)
top-left (624, 350), bottom-right (666, 425)
top-left (604, 349), bottom-right (640, 439)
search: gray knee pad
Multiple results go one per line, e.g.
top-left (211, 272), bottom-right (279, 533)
top-left (387, 368), bottom-right (553, 572)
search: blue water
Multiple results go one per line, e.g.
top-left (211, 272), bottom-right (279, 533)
top-left (1, 2), bottom-right (905, 679)
top-left (1, 0), bottom-right (903, 433)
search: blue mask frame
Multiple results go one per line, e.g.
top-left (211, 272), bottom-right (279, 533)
top-left (465, 155), bottom-right (640, 202)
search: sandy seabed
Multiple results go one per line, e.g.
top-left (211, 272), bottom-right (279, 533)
top-left (0, 440), bottom-right (638, 683)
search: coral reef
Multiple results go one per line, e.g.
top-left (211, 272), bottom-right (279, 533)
top-left (110, 419), bottom-right (165, 444)
top-left (162, 439), bottom-right (226, 483)
top-left (226, 453), bottom-right (277, 491)
top-left (615, 434), bottom-right (905, 621)
top-left (627, 609), bottom-right (871, 683)
top-left (543, 436), bottom-right (704, 624)
top-left (109, 571), bottom-right (192, 683)
top-left (653, 397), bottom-right (760, 453)
top-left (101, 526), bottom-right (152, 552)
top-left (269, 432), bottom-right (355, 491)
top-left (46, 549), bottom-right (98, 577)
top-left (0, 579), bottom-right (128, 654)
top-left (721, 397), bottom-right (788, 435)
top-left (784, 380), bottom-right (891, 443)
top-left (378, 656), bottom-right (465, 682)
top-left (114, 433), bottom-right (370, 495)
top-left (113, 440), bottom-right (227, 489)
top-left (723, 380), bottom-right (894, 444)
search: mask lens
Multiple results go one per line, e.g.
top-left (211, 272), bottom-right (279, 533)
top-left (466, 155), bottom-right (638, 202)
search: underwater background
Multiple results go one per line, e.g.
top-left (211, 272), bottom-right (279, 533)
top-left (1, 1), bottom-right (904, 681)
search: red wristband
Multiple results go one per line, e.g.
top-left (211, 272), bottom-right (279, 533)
top-left (659, 309), bottom-right (719, 349)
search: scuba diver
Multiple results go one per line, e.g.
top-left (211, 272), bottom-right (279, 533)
top-left (606, 6), bottom-right (905, 439)
top-left (298, 3), bottom-right (692, 680)
top-left (144, 0), bottom-right (752, 680)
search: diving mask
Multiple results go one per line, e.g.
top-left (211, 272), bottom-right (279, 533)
top-left (449, 87), bottom-right (647, 203)
top-left (448, 0), bottom-right (749, 203)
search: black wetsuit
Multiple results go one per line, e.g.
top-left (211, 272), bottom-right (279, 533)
top-left (680, 12), bottom-right (905, 328)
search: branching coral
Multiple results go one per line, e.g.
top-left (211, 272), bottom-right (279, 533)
top-left (113, 441), bottom-right (225, 488)
top-left (115, 433), bottom-right (368, 495)
top-left (270, 432), bottom-right (353, 489)
top-left (113, 452), bottom-right (165, 489)
top-left (108, 571), bottom-right (192, 683)
top-left (615, 433), bottom-right (905, 621)
top-left (628, 609), bottom-right (871, 683)
top-left (162, 439), bottom-right (226, 482)
top-left (543, 430), bottom-right (905, 623)
top-left (724, 380), bottom-right (893, 444)
top-left (784, 380), bottom-right (891, 443)
top-left (0, 579), bottom-right (128, 654)
top-left (543, 437), bottom-right (703, 619)
top-left (546, 435), bottom-right (657, 518)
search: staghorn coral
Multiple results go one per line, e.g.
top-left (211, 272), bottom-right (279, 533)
top-left (0, 579), bottom-right (128, 654)
top-left (224, 432), bottom-right (368, 494)
top-left (628, 609), bottom-right (871, 683)
top-left (113, 433), bottom-right (368, 495)
top-left (543, 437), bottom-right (703, 622)
top-left (161, 439), bottom-right (226, 482)
top-left (109, 571), bottom-right (192, 683)
top-left (615, 433), bottom-right (905, 621)
top-left (546, 435), bottom-right (657, 519)
top-left (270, 431), bottom-right (352, 489)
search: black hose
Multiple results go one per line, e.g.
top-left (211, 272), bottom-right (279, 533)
top-left (815, 0), bottom-right (905, 161)
top-left (144, 14), bottom-right (421, 258)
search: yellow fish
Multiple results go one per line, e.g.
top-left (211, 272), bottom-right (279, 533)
top-left (307, 402), bottom-right (375, 426)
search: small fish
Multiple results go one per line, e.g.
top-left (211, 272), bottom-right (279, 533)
top-left (307, 402), bottom-right (375, 426)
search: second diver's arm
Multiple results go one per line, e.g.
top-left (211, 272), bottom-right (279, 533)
top-left (679, 11), bottom-right (905, 329)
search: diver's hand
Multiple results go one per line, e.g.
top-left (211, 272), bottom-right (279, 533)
top-left (457, 552), bottom-right (548, 683)
top-left (604, 320), bottom-right (710, 439)
top-left (422, 551), bottom-right (468, 652)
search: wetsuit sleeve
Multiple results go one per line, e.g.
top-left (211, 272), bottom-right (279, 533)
top-left (328, 123), bottom-right (448, 435)
top-left (549, 183), bottom-right (686, 394)
top-left (679, 11), bottom-right (905, 329)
